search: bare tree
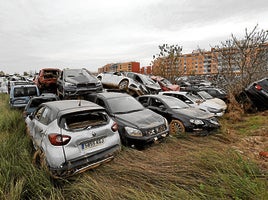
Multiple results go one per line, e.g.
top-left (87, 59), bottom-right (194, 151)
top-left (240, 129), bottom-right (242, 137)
top-left (212, 25), bottom-right (268, 96)
top-left (151, 44), bottom-right (183, 83)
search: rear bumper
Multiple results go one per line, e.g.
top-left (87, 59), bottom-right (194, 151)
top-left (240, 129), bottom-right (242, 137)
top-left (49, 144), bottom-right (121, 178)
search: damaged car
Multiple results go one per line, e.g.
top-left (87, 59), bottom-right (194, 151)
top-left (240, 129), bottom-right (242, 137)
top-left (137, 95), bottom-right (220, 136)
top-left (86, 92), bottom-right (169, 148)
top-left (150, 75), bottom-right (180, 91)
top-left (160, 91), bottom-right (226, 117)
top-left (97, 71), bottom-right (161, 96)
top-left (57, 68), bottom-right (103, 99)
top-left (25, 100), bottom-right (121, 178)
top-left (244, 77), bottom-right (268, 111)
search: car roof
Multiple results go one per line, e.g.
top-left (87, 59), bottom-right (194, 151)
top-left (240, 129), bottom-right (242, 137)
top-left (160, 91), bottom-right (188, 95)
top-left (96, 92), bottom-right (131, 99)
top-left (12, 84), bottom-right (37, 88)
top-left (43, 100), bottom-right (104, 116)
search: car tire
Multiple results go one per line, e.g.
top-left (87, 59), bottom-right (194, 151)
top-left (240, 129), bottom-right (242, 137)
top-left (169, 119), bottom-right (186, 136)
top-left (119, 80), bottom-right (129, 90)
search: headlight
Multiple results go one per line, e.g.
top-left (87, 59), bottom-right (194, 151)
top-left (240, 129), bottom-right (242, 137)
top-left (207, 107), bottom-right (222, 113)
top-left (125, 127), bottom-right (143, 137)
top-left (64, 82), bottom-right (76, 87)
top-left (190, 119), bottom-right (204, 125)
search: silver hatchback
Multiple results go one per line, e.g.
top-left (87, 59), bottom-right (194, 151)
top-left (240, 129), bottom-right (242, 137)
top-left (25, 100), bottom-right (121, 178)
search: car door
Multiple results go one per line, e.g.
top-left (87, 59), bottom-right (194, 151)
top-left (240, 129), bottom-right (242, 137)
top-left (147, 97), bottom-right (171, 120)
top-left (32, 106), bottom-right (50, 148)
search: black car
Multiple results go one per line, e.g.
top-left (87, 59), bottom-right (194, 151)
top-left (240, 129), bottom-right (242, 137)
top-left (57, 68), bottom-right (103, 99)
top-left (245, 77), bottom-right (268, 111)
top-left (86, 92), bottom-right (169, 148)
top-left (137, 95), bottom-right (220, 136)
top-left (23, 93), bottom-right (60, 118)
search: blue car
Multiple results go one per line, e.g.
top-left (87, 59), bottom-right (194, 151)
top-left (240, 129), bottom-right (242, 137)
top-left (9, 84), bottom-right (40, 109)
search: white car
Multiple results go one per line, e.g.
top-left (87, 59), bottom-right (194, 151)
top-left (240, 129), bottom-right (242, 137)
top-left (97, 71), bottom-right (161, 96)
top-left (25, 100), bottom-right (121, 178)
top-left (160, 91), bottom-right (226, 117)
top-left (194, 91), bottom-right (227, 111)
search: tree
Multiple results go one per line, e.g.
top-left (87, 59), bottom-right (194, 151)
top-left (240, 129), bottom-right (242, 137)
top-left (151, 44), bottom-right (183, 83)
top-left (212, 25), bottom-right (268, 95)
top-left (211, 25), bottom-right (268, 113)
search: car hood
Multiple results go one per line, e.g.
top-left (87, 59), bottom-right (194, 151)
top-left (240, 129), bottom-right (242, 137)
top-left (65, 76), bottom-right (97, 84)
top-left (209, 98), bottom-right (227, 110)
top-left (173, 107), bottom-right (214, 119)
top-left (167, 85), bottom-right (180, 91)
top-left (114, 109), bottom-right (164, 129)
top-left (201, 99), bottom-right (226, 110)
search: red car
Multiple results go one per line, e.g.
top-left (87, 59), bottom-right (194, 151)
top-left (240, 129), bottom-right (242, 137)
top-left (150, 76), bottom-right (180, 91)
top-left (34, 68), bottom-right (61, 93)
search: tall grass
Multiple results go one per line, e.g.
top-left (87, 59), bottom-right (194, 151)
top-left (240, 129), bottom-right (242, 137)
top-left (0, 93), bottom-right (267, 199)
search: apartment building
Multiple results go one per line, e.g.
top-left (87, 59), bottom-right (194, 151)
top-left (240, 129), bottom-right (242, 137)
top-left (98, 62), bottom-right (140, 73)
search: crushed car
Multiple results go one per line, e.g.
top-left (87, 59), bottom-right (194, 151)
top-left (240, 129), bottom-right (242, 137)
top-left (25, 100), bottom-right (121, 178)
top-left (150, 75), bottom-right (180, 91)
top-left (86, 92), bottom-right (169, 148)
top-left (34, 68), bottom-right (61, 93)
top-left (137, 95), bottom-right (220, 136)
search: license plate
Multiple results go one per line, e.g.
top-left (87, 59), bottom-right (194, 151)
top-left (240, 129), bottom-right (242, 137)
top-left (81, 137), bottom-right (104, 150)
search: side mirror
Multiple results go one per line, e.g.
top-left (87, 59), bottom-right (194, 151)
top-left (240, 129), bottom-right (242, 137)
top-left (29, 114), bottom-right (33, 120)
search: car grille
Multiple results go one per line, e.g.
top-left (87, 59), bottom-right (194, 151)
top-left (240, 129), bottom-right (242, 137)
top-left (144, 124), bottom-right (167, 136)
top-left (77, 83), bottom-right (97, 88)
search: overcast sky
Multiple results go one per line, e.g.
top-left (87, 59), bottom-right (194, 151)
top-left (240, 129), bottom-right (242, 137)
top-left (1, 0), bottom-right (268, 74)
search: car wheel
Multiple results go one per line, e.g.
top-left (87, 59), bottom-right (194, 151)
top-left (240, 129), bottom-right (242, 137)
top-left (119, 80), bottom-right (129, 90)
top-left (169, 120), bottom-right (186, 136)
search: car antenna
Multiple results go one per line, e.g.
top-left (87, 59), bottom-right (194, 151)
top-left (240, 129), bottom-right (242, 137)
top-left (78, 99), bottom-right (81, 106)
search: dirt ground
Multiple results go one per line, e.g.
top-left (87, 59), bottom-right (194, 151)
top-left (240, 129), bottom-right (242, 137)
top-left (227, 111), bottom-right (268, 171)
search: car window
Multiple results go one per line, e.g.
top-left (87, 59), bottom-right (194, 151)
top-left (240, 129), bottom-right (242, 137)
top-left (96, 98), bottom-right (106, 108)
top-left (107, 96), bottom-right (144, 114)
top-left (138, 97), bottom-right (149, 106)
top-left (39, 107), bottom-right (51, 125)
top-left (60, 111), bottom-right (108, 131)
top-left (34, 106), bottom-right (46, 120)
top-left (150, 98), bottom-right (165, 108)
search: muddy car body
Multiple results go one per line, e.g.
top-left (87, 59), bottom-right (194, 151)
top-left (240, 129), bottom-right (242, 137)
top-left (137, 95), bottom-right (220, 136)
top-left (57, 68), bottom-right (103, 99)
top-left (86, 92), bottom-right (169, 148)
top-left (25, 100), bottom-right (121, 178)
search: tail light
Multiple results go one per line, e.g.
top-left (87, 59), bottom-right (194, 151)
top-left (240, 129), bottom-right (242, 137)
top-left (111, 122), bottom-right (118, 132)
top-left (48, 134), bottom-right (71, 146)
top-left (255, 84), bottom-right (262, 91)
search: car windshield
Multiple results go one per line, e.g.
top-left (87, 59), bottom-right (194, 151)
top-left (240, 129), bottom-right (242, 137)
top-left (44, 70), bottom-right (59, 78)
top-left (29, 98), bottom-right (57, 108)
top-left (14, 87), bottom-right (37, 97)
top-left (197, 91), bottom-right (213, 99)
top-left (141, 75), bottom-right (157, 85)
top-left (160, 78), bottom-right (172, 86)
top-left (60, 110), bottom-right (108, 131)
top-left (107, 96), bottom-right (144, 114)
top-left (65, 69), bottom-right (94, 79)
top-left (185, 92), bottom-right (202, 102)
top-left (163, 97), bottom-right (190, 109)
